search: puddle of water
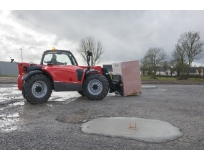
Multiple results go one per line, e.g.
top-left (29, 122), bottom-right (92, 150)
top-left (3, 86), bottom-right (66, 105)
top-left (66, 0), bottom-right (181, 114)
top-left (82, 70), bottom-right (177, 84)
top-left (10, 90), bottom-right (22, 95)
top-left (2, 86), bottom-right (22, 94)
top-left (63, 97), bottom-right (79, 104)
top-left (0, 113), bottom-right (20, 132)
top-left (8, 101), bottom-right (25, 106)
top-left (0, 99), bottom-right (6, 103)
top-left (0, 101), bottom-right (24, 111)
top-left (0, 85), bottom-right (80, 105)
top-left (0, 85), bottom-right (23, 103)
top-left (6, 113), bottom-right (19, 118)
top-left (81, 117), bottom-right (183, 142)
top-left (49, 91), bottom-right (80, 103)
top-left (142, 85), bottom-right (157, 89)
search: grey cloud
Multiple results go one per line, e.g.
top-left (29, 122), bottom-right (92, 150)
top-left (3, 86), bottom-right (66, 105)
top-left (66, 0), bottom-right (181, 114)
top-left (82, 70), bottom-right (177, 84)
top-left (7, 10), bottom-right (205, 65)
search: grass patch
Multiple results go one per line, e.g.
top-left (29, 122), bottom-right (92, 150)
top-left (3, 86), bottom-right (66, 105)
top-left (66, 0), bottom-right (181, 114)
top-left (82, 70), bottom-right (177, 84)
top-left (141, 75), bottom-right (176, 81)
top-left (188, 77), bottom-right (204, 82)
top-left (141, 75), bottom-right (204, 82)
top-left (0, 75), bottom-right (18, 78)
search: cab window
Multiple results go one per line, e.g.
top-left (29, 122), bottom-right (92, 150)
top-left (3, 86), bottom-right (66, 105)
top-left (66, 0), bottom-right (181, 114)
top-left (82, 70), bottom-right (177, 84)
top-left (43, 51), bottom-right (77, 66)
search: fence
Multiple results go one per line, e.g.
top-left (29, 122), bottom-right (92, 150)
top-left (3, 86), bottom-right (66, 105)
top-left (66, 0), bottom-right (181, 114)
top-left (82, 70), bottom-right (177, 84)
top-left (0, 61), bottom-right (18, 76)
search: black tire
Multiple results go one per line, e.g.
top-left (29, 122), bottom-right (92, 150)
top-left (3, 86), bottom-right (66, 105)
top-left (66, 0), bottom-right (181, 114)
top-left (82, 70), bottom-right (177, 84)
top-left (83, 74), bottom-right (109, 100)
top-left (77, 91), bottom-right (85, 96)
top-left (22, 85), bottom-right (28, 101)
top-left (22, 74), bottom-right (52, 104)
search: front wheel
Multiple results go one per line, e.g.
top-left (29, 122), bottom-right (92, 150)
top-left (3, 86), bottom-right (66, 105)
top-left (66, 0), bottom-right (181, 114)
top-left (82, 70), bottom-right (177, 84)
top-left (83, 74), bottom-right (109, 100)
top-left (22, 74), bottom-right (52, 104)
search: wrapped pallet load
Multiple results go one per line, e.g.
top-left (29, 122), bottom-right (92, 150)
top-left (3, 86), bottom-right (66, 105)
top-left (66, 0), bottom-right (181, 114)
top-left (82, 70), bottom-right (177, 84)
top-left (112, 60), bottom-right (141, 96)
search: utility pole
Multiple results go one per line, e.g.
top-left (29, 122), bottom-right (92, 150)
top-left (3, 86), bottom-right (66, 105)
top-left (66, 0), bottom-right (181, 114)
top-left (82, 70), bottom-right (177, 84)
top-left (20, 48), bottom-right (23, 62)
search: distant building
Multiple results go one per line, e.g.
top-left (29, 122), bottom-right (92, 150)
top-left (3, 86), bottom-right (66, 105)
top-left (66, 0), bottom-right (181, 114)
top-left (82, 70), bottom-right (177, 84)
top-left (0, 61), bottom-right (18, 76)
top-left (154, 67), bottom-right (203, 76)
top-left (190, 67), bottom-right (204, 76)
top-left (156, 68), bottom-right (177, 76)
top-left (190, 67), bottom-right (197, 75)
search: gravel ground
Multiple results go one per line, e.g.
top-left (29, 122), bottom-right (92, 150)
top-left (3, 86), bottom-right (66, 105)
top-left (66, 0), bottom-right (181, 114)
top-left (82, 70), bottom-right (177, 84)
top-left (0, 82), bottom-right (204, 150)
top-left (0, 76), bottom-right (203, 85)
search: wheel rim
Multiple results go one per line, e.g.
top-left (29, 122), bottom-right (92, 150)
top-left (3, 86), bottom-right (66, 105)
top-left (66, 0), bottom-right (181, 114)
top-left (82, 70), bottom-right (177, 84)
top-left (31, 81), bottom-right (47, 98)
top-left (88, 79), bottom-right (103, 95)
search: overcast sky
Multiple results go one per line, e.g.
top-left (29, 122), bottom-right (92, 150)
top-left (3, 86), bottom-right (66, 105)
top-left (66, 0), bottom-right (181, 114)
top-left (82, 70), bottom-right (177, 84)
top-left (0, 10), bottom-right (204, 66)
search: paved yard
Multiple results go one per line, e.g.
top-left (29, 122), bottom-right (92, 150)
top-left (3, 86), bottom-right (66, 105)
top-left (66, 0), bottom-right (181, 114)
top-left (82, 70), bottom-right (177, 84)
top-left (0, 84), bottom-right (204, 150)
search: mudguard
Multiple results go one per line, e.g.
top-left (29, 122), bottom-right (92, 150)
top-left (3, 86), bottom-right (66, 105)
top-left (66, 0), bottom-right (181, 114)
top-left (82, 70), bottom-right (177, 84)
top-left (17, 75), bottom-right (23, 90)
top-left (22, 70), bottom-right (43, 81)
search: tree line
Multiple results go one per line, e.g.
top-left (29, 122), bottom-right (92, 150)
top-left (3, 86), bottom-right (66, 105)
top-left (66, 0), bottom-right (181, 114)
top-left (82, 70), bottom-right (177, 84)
top-left (140, 31), bottom-right (204, 79)
top-left (76, 31), bottom-right (204, 80)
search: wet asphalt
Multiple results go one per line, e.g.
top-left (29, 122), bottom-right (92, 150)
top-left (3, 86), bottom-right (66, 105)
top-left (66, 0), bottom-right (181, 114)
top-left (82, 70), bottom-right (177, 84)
top-left (0, 84), bottom-right (204, 150)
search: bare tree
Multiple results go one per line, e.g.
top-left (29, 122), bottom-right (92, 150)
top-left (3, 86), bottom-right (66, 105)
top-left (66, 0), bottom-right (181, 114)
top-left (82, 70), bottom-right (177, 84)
top-left (76, 37), bottom-right (104, 66)
top-left (142, 47), bottom-right (167, 78)
top-left (162, 61), bottom-right (169, 76)
top-left (173, 31), bottom-right (204, 79)
top-left (172, 43), bottom-right (189, 78)
top-left (168, 60), bottom-right (178, 76)
top-left (140, 59), bottom-right (149, 76)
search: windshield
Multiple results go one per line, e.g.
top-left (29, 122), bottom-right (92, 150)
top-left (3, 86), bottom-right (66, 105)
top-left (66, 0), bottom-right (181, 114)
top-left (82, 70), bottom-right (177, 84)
top-left (42, 51), bottom-right (77, 66)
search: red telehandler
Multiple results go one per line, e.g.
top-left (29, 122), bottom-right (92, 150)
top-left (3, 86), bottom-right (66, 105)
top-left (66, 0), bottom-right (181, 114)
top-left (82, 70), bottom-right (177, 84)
top-left (14, 48), bottom-right (123, 104)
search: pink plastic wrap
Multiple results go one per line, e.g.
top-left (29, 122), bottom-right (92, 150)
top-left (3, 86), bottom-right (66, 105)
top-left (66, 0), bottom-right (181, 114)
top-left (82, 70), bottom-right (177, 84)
top-left (112, 60), bottom-right (141, 96)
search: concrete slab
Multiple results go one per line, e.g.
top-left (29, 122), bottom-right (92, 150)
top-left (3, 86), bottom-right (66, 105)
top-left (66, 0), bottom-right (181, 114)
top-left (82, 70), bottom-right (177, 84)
top-left (81, 117), bottom-right (183, 142)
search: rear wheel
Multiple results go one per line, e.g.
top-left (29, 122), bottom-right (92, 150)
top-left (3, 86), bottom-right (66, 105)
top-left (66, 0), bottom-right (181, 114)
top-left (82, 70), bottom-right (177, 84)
top-left (22, 85), bottom-right (28, 101)
top-left (83, 74), bottom-right (109, 100)
top-left (22, 74), bottom-right (52, 104)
